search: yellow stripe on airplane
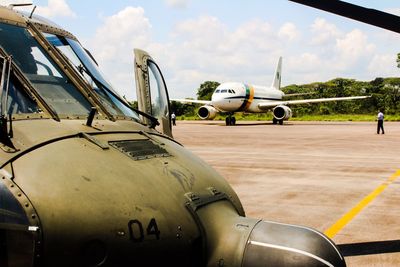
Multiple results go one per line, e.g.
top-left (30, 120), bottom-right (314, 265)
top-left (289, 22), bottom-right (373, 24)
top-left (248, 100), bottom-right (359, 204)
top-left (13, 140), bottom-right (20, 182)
top-left (244, 85), bottom-right (255, 111)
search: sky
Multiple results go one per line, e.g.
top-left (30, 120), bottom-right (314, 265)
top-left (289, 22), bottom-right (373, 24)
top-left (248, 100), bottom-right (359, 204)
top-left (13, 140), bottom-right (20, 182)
top-left (1, 0), bottom-right (400, 100)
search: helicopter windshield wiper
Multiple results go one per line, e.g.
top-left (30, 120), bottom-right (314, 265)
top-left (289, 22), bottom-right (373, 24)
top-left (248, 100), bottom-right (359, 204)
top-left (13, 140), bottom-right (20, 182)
top-left (77, 64), bottom-right (160, 128)
top-left (0, 55), bottom-right (16, 150)
top-left (0, 55), bottom-right (11, 118)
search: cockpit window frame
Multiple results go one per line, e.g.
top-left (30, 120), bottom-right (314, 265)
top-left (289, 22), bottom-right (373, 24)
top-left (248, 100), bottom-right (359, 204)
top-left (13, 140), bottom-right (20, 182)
top-left (25, 21), bottom-right (116, 121)
top-left (43, 33), bottom-right (141, 122)
top-left (0, 19), bottom-right (146, 124)
top-left (0, 22), bottom-right (96, 119)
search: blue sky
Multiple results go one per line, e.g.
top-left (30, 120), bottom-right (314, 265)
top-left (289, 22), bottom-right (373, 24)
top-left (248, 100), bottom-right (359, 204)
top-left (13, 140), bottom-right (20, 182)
top-left (2, 0), bottom-right (400, 100)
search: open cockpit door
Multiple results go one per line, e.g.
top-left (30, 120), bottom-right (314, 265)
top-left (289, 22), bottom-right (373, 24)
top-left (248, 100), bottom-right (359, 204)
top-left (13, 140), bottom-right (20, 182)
top-left (134, 49), bottom-right (172, 137)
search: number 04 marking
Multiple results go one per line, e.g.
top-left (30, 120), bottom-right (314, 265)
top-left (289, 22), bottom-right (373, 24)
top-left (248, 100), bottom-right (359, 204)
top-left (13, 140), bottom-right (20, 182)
top-left (128, 218), bottom-right (160, 242)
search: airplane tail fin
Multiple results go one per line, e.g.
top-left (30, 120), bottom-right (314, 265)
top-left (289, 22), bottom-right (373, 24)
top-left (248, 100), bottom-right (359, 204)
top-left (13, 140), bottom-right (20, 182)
top-left (271, 56), bottom-right (282, 90)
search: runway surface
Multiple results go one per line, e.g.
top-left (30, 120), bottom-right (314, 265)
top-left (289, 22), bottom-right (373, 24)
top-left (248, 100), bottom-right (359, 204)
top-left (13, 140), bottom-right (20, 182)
top-left (172, 120), bottom-right (400, 267)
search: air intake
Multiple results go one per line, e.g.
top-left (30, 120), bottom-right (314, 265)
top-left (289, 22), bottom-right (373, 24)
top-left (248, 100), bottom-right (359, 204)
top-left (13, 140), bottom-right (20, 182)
top-left (109, 139), bottom-right (170, 161)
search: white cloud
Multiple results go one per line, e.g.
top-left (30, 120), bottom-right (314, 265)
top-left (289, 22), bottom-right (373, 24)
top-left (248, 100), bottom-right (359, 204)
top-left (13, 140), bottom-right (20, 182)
top-left (288, 53), bottom-right (321, 73)
top-left (335, 29), bottom-right (375, 69)
top-left (91, 7), bottom-right (152, 61)
top-left (167, 17), bottom-right (286, 89)
top-left (84, 7), bottom-right (400, 100)
top-left (84, 6), bottom-right (154, 100)
top-left (310, 17), bottom-right (340, 45)
top-left (278, 22), bottom-right (299, 41)
top-left (368, 54), bottom-right (399, 77)
top-left (165, 0), bottom-right (189, 9)
top-left (173, 15), bottom-right (228, 53)
top-left (34, 0), bottom-right (76, 18)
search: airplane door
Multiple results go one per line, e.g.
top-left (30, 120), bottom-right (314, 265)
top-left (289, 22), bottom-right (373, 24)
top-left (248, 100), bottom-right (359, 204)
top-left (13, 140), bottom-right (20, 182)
top-left (134, 49), bottom-right (172, 137)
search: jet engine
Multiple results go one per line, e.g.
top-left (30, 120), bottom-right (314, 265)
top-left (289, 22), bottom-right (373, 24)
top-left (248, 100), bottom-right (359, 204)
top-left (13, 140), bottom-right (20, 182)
top-left (198, 105), bottom-right (218, 120)
top-left (273, 105), bottom-right (292, 120)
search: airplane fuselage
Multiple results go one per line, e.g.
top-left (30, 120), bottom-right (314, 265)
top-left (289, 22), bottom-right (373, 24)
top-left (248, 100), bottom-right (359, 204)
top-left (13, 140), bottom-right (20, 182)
top-left (211, 82), bottom-right (284, 113)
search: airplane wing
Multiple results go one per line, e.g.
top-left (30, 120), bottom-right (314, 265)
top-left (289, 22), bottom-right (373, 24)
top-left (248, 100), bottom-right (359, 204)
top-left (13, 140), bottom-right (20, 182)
top-left (171, 99), bottom-right (212, 105)
top-left (258, 95), bottom-right (370, 109)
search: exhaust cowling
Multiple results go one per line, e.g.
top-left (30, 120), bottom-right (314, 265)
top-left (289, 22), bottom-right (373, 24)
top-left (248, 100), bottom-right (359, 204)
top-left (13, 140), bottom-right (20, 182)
top-left (198, 105), bottom-right (218, 120)
top-left (273, 105), bottom-right (292, 120)
top-left (197, 201), bottom-right (346, 267)
top-left (242, 220), bottom-right (345, 267)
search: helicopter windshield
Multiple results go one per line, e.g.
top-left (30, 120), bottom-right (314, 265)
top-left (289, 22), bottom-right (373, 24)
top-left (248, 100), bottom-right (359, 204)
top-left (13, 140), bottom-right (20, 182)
top-left (44, 34), bottom-right (139, 120)
top-left (0, 22), bottom-right (92, 117)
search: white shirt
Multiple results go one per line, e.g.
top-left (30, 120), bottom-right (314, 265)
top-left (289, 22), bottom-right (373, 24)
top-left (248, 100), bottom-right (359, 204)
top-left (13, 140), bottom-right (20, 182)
top-left (377, 112), bottom-right (384, 120)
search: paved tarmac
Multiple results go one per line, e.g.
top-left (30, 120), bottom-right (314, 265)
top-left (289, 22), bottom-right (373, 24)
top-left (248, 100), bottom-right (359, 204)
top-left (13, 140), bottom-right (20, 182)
top-left (172, 120), bottom-right (400, 267)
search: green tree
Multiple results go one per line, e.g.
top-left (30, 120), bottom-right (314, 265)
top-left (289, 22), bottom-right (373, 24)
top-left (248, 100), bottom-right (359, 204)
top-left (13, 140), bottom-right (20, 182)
top-left (197, 81), bottom-right (220, 100)
top-left (396, 53), bottom-right (400, 69)
top-left (128, 100), bottom-right (138, 109)
top-left (170, 100), bottom-right (195, 116)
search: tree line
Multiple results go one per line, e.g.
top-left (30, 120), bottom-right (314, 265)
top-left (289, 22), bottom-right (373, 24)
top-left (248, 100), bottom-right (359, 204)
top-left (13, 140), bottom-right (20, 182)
top-left (170, 78), bottom-right (400, 117)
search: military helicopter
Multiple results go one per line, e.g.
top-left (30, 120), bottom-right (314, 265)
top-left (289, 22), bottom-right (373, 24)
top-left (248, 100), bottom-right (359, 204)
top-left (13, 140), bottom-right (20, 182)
top-left (0, 3), bottom-right (346, 267)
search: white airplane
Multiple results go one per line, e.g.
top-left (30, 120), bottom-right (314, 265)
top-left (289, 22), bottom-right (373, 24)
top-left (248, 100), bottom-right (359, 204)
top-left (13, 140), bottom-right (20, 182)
top-left (173, 57), bottom-right (369, 125)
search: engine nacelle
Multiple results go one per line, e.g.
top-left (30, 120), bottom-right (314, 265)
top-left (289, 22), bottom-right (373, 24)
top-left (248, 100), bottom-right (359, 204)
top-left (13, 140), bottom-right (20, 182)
top-left (198, 105), bottom-right (218, 120)
top-left (273, 105), bottom-right (292, 120)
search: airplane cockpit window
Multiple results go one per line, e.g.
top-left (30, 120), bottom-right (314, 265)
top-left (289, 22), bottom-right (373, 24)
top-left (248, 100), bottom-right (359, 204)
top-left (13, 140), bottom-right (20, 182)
top-left (215, 89), bottom-right (220, 93)
top-left (232, 90), bottom-right (236, 94)
top-left (44, 33), bottom-right (140, 121)
top-left (0, 22), bottom-right (92, 117)
top-left (221, 89), bottom-right (227, 93)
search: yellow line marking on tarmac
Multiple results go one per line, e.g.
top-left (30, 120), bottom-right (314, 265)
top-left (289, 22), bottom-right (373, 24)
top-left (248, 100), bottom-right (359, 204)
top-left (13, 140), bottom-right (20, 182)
top-left (324, 170), bottom-right (400, 239)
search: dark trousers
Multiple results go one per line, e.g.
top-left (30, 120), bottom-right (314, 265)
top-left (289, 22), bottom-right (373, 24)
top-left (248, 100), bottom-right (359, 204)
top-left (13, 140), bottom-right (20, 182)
top-left (377, 120), bottom-right (384, 134)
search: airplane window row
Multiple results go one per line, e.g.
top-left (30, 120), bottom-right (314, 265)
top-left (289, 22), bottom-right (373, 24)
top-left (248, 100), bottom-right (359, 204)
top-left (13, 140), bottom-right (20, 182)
top-left (215, 89), bottom-right (236, 94)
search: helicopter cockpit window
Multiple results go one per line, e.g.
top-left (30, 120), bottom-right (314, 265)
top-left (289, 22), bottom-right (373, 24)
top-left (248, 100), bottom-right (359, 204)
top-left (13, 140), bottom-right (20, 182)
top-left (43, 33), bottom-right (140, 121)
top-left (0, 23), bottom-right (92, 117)
top-left (0, 61), bottom-right (40, 115)
top-left (148, 61), bottom-right (169, 122)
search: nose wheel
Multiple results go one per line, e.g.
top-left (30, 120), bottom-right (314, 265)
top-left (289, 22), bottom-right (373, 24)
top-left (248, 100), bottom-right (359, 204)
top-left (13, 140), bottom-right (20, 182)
top-left (272, 118), bottom-right (284, 125)
top-left (225, 115), bottom-right (236, 126)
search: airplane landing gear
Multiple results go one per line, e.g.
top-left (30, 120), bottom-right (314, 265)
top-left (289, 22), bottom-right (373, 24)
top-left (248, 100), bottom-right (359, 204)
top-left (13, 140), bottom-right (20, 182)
top-left (225, 114), bottom-right (236, 126)
top-left (272, 118), bottom-right (283, 125)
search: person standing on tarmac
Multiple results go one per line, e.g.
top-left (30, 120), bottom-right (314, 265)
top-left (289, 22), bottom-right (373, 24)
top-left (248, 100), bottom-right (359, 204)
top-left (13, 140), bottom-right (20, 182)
top-left (171, 112), bottom-right (176, 126)
top-left (377, 109), bottom-right (384, 134)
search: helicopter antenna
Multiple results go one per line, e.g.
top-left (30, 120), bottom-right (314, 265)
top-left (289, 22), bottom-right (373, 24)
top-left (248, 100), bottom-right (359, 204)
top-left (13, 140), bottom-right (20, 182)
top-left (8, 2), bottom-right (33, 9)
top-left (29, 5), bottom-right (36, 18)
